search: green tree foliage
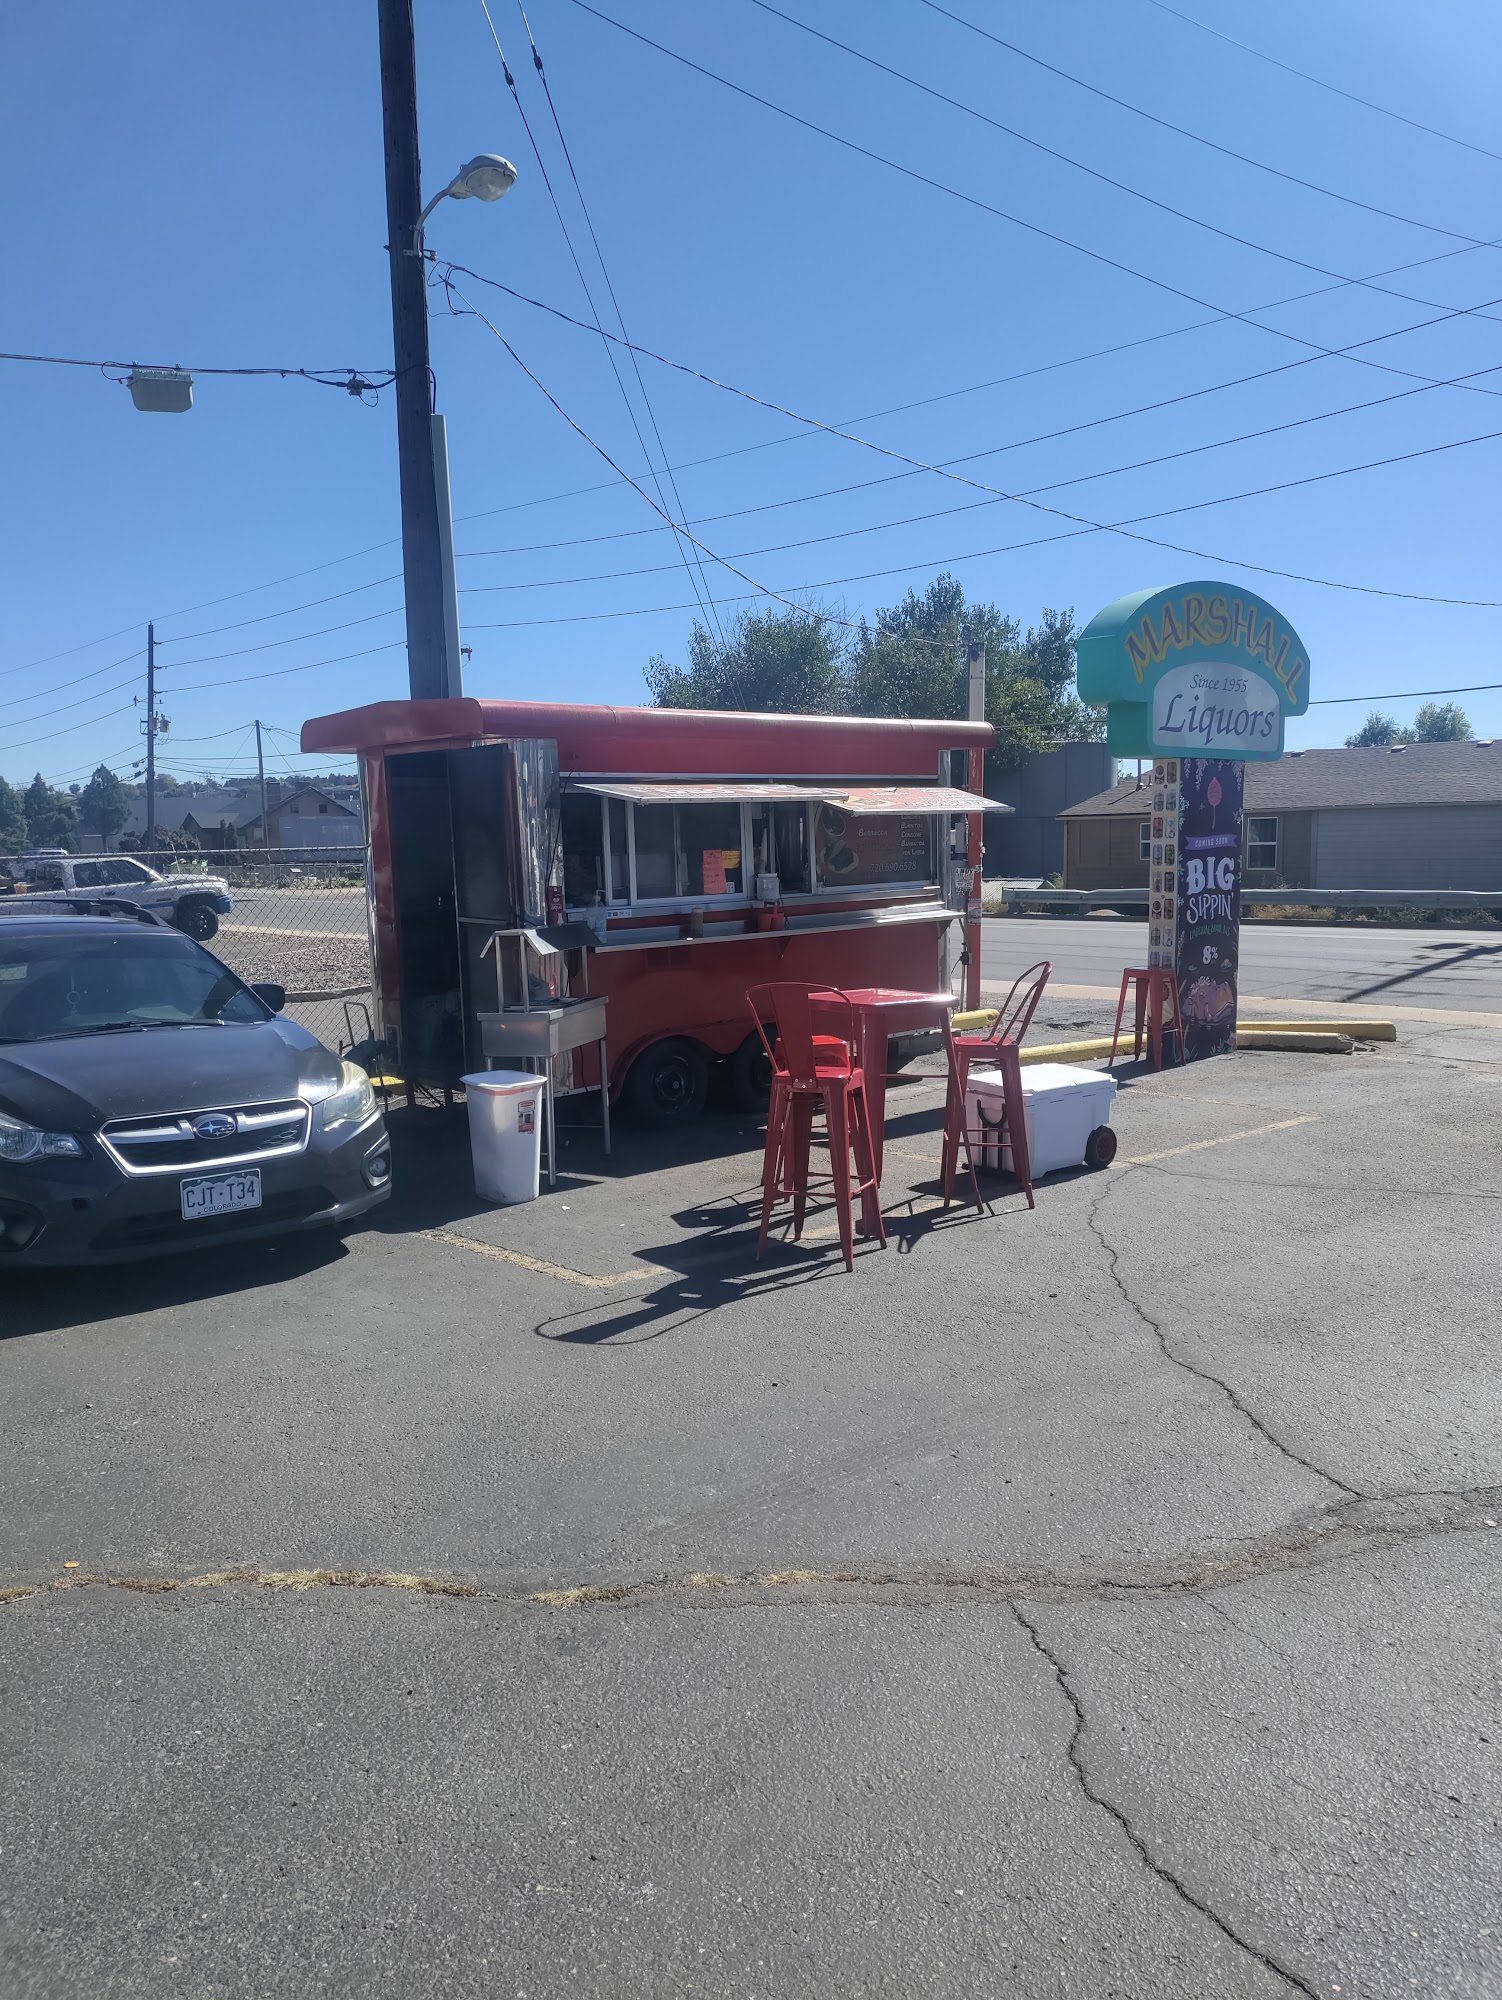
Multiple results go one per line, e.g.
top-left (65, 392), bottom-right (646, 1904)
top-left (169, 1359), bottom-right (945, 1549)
top-left (1346, 704), bottom-right (1471, 747)
top-left (643, 576), bottom-right (1102, 771)
top-left (78, 764), bottom-right (130, 845)
top-left (22, 774), bottom-right (78, 850)
top-left (1409, 702), bottom-right (1472, 741)
top-left (645, 608), bottom-right (845, 713)
top-left (0, 775), bottom-right (26, 852)
top-left (848, 578), bottom-right (1100, 771)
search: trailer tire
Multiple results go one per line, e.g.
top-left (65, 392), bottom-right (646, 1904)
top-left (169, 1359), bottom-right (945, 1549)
top-left (174, 898), bottom-right (220, 942)
top-left (626, 1038), bottom-right (709, 1128)
top-left (729, 1031), bottom-right (774, 1115)
top-left (1084, 1124), bottom-right (1117, 1170)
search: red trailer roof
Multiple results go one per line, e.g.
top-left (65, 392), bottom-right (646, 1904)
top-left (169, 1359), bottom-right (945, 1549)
top-left (300, 698), bottom-right (992, 779)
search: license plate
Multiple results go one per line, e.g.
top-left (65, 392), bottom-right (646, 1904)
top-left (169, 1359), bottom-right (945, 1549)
top-left (180, 1169), bottom-right (262, 1221)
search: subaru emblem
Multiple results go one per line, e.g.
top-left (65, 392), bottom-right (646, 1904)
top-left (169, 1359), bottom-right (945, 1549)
top-left (193, 1113), bottom-right (238, 1140)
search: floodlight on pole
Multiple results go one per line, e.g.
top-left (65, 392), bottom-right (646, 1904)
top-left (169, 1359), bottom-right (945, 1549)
top-left (413, 153), bottom-right (518, 251)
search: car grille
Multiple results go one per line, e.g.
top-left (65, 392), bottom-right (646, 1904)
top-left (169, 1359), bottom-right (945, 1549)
top-left (99, 1099), bottom-right (311, 1176)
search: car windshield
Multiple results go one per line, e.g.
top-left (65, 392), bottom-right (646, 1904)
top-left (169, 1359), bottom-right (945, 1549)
top-left (0, 929), bottom-right (268, 1043)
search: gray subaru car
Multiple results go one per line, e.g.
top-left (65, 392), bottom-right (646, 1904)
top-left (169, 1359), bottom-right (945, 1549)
top-left (0, 907), bottom-right (391, 1267)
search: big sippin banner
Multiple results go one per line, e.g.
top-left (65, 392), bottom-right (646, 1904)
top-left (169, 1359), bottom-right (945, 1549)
top-left (1175, 758), bottom-right (1244, 1058)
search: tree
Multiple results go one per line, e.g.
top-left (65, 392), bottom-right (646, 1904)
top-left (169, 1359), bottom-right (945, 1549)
top-left (78, 764), bottom-right (130, 847)
top-left (1346, 704), bottom-right (1472, 747)
top-left (1345, 712), bottom-right (1402, 747)
top-left (22, 774), bottom-right (78, 850)
top-left (1409, 702), bottom-right (1472, 742)
top-left (0, 775), bottom-right (25, 853)
top-left (847, 576), bottom-right (1101, 770)
top-left (645, 607), bottom-right (845, 714)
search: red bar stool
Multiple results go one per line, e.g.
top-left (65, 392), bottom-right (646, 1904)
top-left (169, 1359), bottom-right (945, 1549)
top-left (747, 983), bottom-right (885, 1271)
top-left (1110, 967), bottom-right (1184, 1070)
top-left (941, 959), bottom-right (1051, 1211)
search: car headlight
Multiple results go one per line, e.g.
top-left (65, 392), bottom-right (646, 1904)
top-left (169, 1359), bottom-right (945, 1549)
top-left (0, 1108), bottom-right (84, 1162)
top-left (316, 1061), bottom-right (378, 1133)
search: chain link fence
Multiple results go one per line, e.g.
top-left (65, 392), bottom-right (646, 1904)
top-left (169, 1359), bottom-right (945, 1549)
top-left (0, 846), bottom-right (374, 1053)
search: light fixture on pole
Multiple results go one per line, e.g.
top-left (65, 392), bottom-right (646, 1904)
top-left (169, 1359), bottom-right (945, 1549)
top-left (413, 153), bottom-right (519, 251)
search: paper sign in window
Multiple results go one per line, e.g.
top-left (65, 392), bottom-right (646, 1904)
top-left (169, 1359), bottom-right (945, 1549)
top-left (701, 849), bottom-right (728, 896)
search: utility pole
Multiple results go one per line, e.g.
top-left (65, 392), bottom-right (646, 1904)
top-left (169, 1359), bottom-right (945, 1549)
top-left (964, 629), bottom-right (986, 1010)
top-left (377, 0), bottom-right (461, 701)
top-left (144, 623), bottom-right (157, 849)
top-left (254, 720), bottom-right (269, 850)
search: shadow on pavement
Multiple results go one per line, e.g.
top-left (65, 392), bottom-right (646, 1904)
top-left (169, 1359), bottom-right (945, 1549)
top-left (1, 1229), bottom-right (351, 1340)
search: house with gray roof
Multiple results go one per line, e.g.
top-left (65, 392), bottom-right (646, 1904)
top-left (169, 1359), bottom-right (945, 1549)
top-left (1061, 740), bottom-right (1502, 892)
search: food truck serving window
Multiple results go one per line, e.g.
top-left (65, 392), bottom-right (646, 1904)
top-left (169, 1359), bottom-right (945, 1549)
top-left (562, 780), bottom-right (996, 911)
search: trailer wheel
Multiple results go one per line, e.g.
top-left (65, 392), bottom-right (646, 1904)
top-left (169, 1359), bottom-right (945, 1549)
top-left (174, 898), bottom-right (219, 942)
top-left (729, 1031), bottom-right (774, 1115)
top-left (626, 1038), bottom-right (709, 1128)
top-left (1084, 1125), bottom-right (1117, 1170)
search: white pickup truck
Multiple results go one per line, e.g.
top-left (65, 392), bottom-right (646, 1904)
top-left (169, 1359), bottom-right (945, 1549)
top-left (0, 850), bottom-right (234, 940)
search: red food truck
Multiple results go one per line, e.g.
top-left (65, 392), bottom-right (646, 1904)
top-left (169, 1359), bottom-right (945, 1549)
top-left (300, 697), bottom-right (999, 1127)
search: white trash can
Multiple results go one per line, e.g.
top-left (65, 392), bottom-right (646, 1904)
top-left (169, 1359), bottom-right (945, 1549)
top-left (462, 1070), bottom-right (548, 1204)
top-left (966, 1062), bottom-right (1118, 1177)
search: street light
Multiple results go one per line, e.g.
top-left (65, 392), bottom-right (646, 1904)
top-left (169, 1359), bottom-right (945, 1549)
top-left (414, 153), bottom-right (518, 250)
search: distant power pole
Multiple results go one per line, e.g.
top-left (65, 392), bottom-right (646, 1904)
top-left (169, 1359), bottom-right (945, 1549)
top-left (144, 623), bottom-right (157, 847)
top-left (255, 720), bottom-right (269, 850)
top-left (377, 0), bottom-right (461, 701)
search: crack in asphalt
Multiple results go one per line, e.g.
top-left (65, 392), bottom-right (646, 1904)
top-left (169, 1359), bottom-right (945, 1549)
top-left (5, 1487), bottom-right (1496, 1610)
top-left (1086, 1180), bottom-right (1367, 1501)
top-left (1009, 1598), bottom-right (1320, 1999)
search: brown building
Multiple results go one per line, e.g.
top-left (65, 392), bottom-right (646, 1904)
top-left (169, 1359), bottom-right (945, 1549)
top-left (1062, 740), bottom-right (1502, 892)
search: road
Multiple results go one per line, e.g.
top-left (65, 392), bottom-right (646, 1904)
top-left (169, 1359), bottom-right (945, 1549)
top-left (4, 1017), bottom-right (1502, 1995)
top-left (983, 915), bottom-right (1502, 1015)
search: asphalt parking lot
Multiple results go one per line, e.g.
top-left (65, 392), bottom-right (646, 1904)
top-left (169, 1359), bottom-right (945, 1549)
top-left (4, 1008), bottom-right (1501, 1997)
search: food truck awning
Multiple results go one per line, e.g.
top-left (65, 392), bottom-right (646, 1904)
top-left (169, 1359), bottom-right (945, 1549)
top-left (567, 781), bottom-right (1009, 813)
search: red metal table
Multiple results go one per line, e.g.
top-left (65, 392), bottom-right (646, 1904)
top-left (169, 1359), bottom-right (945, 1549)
top-left (812, 986), bottom-right (959, 1230)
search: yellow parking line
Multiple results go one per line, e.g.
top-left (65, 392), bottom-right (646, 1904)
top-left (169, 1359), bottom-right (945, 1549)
top-left (423, 1231), bottom-right (664, 1291)
top-left (1121, 1112), bottom-right (1320, 1166)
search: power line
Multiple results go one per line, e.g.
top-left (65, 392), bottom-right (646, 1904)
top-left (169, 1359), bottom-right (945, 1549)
top-left (1310, 681), bottom-right (1502, 707)
top-left (514, 0), bottom-right (730, 645)
top-left (443, 272), bottom-right (1502, 603)
top-left (475, 0), bottom-right (727, 644)
top-left (918, 0), bottom-right (1502, 220)
top-left (0, 348), bottom-right (395, 394)
top-left (564, 0), bottom-right (1502, 397)
top-left (450, 406), bottom-right (1502, 596)
top-left (156, 573), bottom-right (404, 645)
top-left (156, 604), bottom-right (404, 669)
top-left (453, 356), bottom-right (1502, 565)
top-left (1140, 0), bottom-right (1502, 167)
top-left (748, 0), bottom-right (1502, 318)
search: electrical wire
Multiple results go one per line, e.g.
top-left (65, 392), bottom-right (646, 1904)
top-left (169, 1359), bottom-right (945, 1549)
top-left (918, 0), bottom-right (1502, 219)
top-left (155, 573), bottom-right (404, 646)
top-left (509, 0), bottom-right (730, 645)
top-left (1140, 0), bottom-right (1502, 167)
top-left (748, 0), bottom-right (1502, 318)
top-left (156, 604), bottom-right (404, 669)
top-left (449, 403), bottom-right (1502, 596)
top-left (475, 0), bottom-right (726, 645)
top-left (452, 355), bottom-right (1502, 565)
top-left (442, 272), bottom-right (1502, 604)
top-left (15, 221), bottom-right (1496, 687)
top-left (564, 0), bottom-right (1502, 396)
top-left (0, 349), bottom-right (395, 395)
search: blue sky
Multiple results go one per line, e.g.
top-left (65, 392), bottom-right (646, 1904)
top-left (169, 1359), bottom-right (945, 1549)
top-left (2, 0), bottom-right (1499, 791)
